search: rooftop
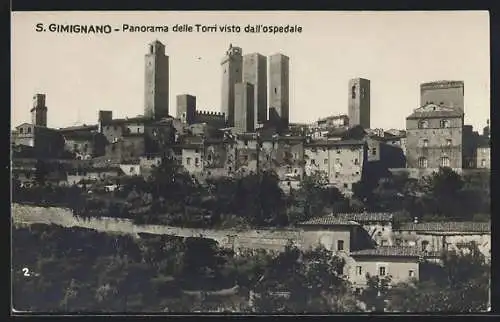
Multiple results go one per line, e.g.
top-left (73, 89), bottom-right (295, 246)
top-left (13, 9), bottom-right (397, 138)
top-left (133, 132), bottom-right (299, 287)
top-left (407, 104), bottom-right (464, 120)
top-left (397, 221), bottom-right (490, 233)
top-left (350, 246), bottom-right (424, 258)
top-left (298, 215), bottom-right (359, 227)
top-left (337, 212), bottom-right (393, 223)
top-left (304, 139), bottom-right (365, 148)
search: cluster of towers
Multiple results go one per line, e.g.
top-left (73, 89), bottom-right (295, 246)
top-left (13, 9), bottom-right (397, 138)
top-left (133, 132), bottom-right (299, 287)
top-left (221, 44), bottom-right (290, 132)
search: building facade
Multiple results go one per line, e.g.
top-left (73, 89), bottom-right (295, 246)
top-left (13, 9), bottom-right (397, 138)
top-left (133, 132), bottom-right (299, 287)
top-left (177, 94), bottom-right (197, 125)
top-left (420, 80), bottom-right (464, 112)
top-left (144, 40), bottom-right (170, 120)
top-left (268, 53), bottom-right (290, 127)
top-left (348, 78), bottom-right (371, 129)
top-left (221, 44), bottom-right (243, 127)
top-left (234, 82), bottom-right (255, 133)
top-left (243, 53), bottom-right (267, 128)
top-left (405, 103), bottom-right (464, 172)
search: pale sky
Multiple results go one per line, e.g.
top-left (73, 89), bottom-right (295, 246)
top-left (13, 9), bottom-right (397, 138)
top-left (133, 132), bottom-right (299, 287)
top-left (11, 11), bottom-right (490, 131)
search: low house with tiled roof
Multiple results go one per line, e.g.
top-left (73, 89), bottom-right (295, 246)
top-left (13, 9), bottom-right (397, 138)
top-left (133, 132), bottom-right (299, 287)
top-left (392, 221), bottom-right (491, 258)
top-left (346, 246), bottom-right (429, 291)
top-left (297, 215), bottom-right (375, 254)
top-left (336, 212), bottom-right (394, 247)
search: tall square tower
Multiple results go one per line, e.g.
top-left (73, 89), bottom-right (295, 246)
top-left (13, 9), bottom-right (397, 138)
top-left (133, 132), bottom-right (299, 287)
top-left (234, 82), bottom-right (255, 133)
top-left (144, 40), bottom-right (170, 120)
top-left (221, 44), bottom-right (243, 127)
top-left (348, 78), bottom-right (371, 129)
top-left (30, 93), bottom-right (47, 127)
top-left (176, 94), bottom-right (197, 125)
top-left (243, 53), bottom-right (267, 129)
top-left (269, 54), bottom-right (290, 127)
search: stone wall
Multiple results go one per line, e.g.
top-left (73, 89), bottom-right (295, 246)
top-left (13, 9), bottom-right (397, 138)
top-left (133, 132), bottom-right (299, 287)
top-left (11, 204), bottom-right (302, 252)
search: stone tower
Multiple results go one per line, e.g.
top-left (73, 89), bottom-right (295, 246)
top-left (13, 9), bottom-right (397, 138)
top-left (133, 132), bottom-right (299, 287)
top-left (30, 93), bottom-right (47, 127)
top-left (420, 80), bottom-right (464, 112)
top-left (144, 40), bottom-right (170, 120)
top-left (268, 53), bottom-right (290, 127)
top-left (234, 82), bottom-right (255, 133)
top-left (221, 44), bottom-right (243, 127)
top-left (348, 78), bottom-right (371, 129)
top-left (176, 94), bottom-right (196, 125)
top-left (243, 53), bottom-right (267, 129)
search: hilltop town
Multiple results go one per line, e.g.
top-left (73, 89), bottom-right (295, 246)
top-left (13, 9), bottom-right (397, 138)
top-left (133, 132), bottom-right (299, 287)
top-left (11, 40), bottom-right (491, 313)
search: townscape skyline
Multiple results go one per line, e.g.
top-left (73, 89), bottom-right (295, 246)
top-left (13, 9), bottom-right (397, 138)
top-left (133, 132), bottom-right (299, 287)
top-left (11, 11), bottom-right (490, 131)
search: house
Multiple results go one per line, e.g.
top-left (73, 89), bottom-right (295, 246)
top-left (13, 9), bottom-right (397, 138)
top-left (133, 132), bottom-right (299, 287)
top-left (336, 212), bottom-right (394, 246)
top-left (297, 215), bottom-right (374, 256)
top-left (347, 246), bottom-right (425, 291)
top-left (392, 221), bottom-right (491, 259)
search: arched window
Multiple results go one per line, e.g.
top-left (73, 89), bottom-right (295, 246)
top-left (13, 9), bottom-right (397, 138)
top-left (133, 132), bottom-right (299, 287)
top-left (351, 85), bottom-right (356, 99)
top-left (440, 156), bottom-right (450, 168)
top-left (421, 240), bottom-right (429, 252)
top-left (418, 157), bottom-right (428, 168)
top-left (440, 119), bottom-right (450, 128)
top-left (418, 120), bottom-right (428, 129)
top-left (27, 127), bottom-right (32, 134)
top-left (481, 159), bottom-right (486, 167)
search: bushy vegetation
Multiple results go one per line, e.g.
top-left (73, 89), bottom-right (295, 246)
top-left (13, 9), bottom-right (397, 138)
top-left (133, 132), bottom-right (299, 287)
top-left (12, 224), bottom-right (489, 313)
top-left (12, 158), bottom-right (490, 230)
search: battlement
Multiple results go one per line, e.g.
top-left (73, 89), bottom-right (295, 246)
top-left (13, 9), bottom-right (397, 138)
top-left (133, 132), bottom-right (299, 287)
top-left (421, 80), bottom-right (464, 90)
top-left (196, 111), bottom-right (226, 117)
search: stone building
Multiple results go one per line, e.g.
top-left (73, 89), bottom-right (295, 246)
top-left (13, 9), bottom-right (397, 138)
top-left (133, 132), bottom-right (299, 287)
top-left (268, 53), bottom-right (290, 127)
top-left (61, 131), bottom-right (107, 160)
top-left (12, 123), bottom-right (65, 159)
top-left (316, 114), bottom-right (349, 129)
top-left (348, 78), bottom-right (371, 129)
top-left (243, 53), bottom-right (267, 128)
top-left (258, 135), bottom-right (305, 182)
top-left (176, 94), bottom-right (197, 125)
top-left (31, 94), bottom-right (48, 127)
top-left (347, 247), bottom-right (423, 291)
top-left (420, 80), bottom-right (464, 112)
top-left (336, 212), bottom-right (394, 247)
top-left (405, 103), bottom-right (464, 174)
top-left (392, 221), bottom-right (491, 259)
top-left (221, 44), bottom-right (243, 127)
top-left (476, 145), bottom-right (490, 169)
top-left (234, 82), bottom-right (255, 133)
top-left (235, 133), bottom-right (259, 175)
top-left (144, 40), bottom-right (170, 120)
top-left (303, 139), bottom-right (366, 194)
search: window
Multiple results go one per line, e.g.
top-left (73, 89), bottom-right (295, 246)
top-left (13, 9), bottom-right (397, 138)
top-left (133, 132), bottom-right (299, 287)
top-left (337, 240), bottom-right (344, 251)
top-left (446, 139), bottom-right (452, 146)
top-left (195, 149), bottom-right (199, 154)
top-left (409, 270), bottom-right (416, 278)
top-left (356, 266), bottom-right (362, 275)
top-left (136, 127), bottom-right (140, 133)
top-left (361, 88), bottom-right (366, 98)
top-left (418, 157), bottom-right (428, 168)
top-left (481, 159), bottom-right (486, 167)
top-left (421, 240), bottom-right (429, 252)
top-left (186, 157), bottom-right (191, 165)
top-left (129, 167), bottom-right (135, 173)
top-left (335, 172), bottom-right (340, 178)
top-left (351, 85), bottom-right (356, 99)
top-left (379, 266), bottom-right (386, 276)
top-left (343, 183), bottom-right (348, 188)
top-left (324, 159), bottom-right (328, 165)
top-left (335, 158), bottom-right (340, 164)
top-left (381, 240), bottom-right (388, 246)
top-left (27, 127), bottom-right (32, 134)
top-left (244, 140), bottom-right (248, 146)
top-left (440, 156), bottom-right (450, 168)
top-left (395, 239), bottom-right (402, 246)
top-left (354, 158), bottom-right (359, 165)
top-left (274, 88), bottom-right (277, 94)
top-left (418, 120), bottom-right (428, 129)
top-left (195, 158), bottom-right (199, 166)
top-left (440, 119), bottom-right (450, 128)
top-left (336, 149), bottom-right (341, 154)
top-left (371, 148), bottom-right (377, 156)
top-left (422, 139), bottom-right (429, 147)
top-left (311, 159), bottom-right (316, 166)
top-left (19, 128), bottom-right (23, 134)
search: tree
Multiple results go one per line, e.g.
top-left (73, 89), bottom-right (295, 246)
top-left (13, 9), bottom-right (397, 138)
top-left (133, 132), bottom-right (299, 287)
top-left (387, 244), bottom-right (490, 312)
top-left (359, 274), bottom-right (392, 312)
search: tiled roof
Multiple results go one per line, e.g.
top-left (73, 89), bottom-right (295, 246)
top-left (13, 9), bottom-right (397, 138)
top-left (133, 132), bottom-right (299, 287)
top-left (407, 105), bottom-right (463, 119)
top-left (305, 139), bottom-right (365, 147)
top-left (298, 215), bottom-right (359, 226)
top-left (397, 221), bottom-right (490, 233)
top-left (350, 246), bottom-right (424, 258)
top-left (337, 212), bottom-right (393, 222)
